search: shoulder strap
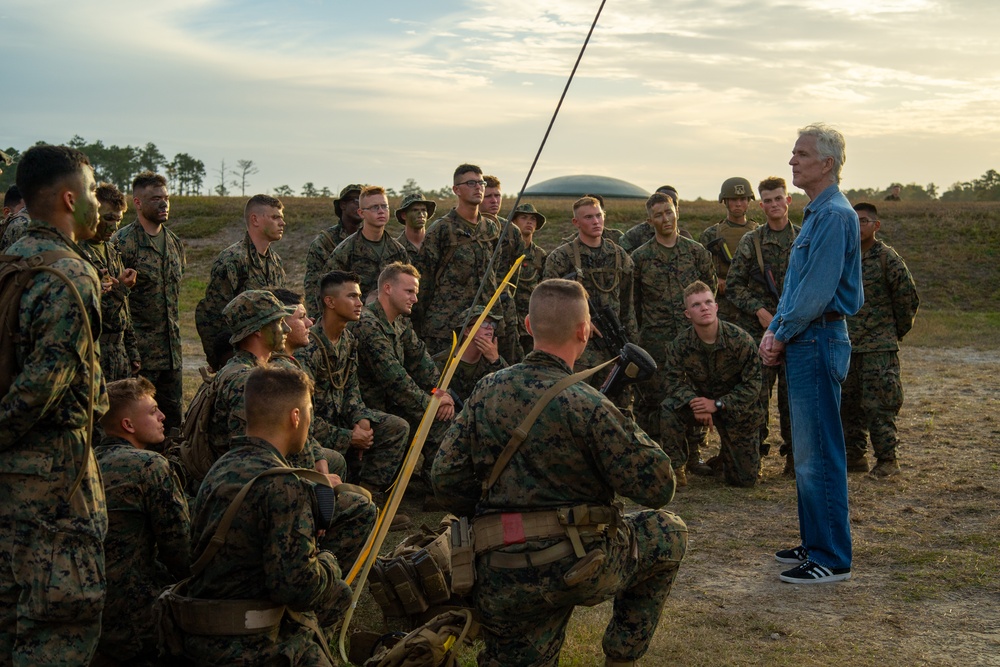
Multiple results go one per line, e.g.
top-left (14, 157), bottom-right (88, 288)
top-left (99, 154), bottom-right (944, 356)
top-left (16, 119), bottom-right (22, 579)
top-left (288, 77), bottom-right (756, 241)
top-left (752, 232), bottom-right (766, 277)
top-left (482, 357), bottom-right (617, 498)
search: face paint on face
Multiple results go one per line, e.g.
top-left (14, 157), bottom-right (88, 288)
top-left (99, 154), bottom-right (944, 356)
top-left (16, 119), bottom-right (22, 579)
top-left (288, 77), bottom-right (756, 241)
top-left (260, 318), bottom-right (288, 353)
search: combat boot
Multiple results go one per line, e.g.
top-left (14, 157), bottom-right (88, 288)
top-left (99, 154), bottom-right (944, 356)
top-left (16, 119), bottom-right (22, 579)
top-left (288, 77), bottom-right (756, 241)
top-left (673, 466), bottom-right (687, 487)
top-left (846, 454), bottom-right (869, 473)
top-left (870, 458), bottom-right (900, 478)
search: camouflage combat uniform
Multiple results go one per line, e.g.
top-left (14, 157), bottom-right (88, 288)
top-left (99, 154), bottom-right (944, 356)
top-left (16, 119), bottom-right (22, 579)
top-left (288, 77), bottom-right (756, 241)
top-left (699, 219), bottom-right (758, 323)
top-left (727, 223), bottom-right (799, 456)
top-left (0, 221), bottom-right (110, 665)
top-left (618, 221), bottom-right (654, 253)
top-left (94, 435), bottom-right (190, 663)
top-left (487, 216), bottom-right (527, 362)
top-left (183, 435), bottom-right (364, 666)
top-left (304, 222), bottom-right (354, 315)
top-left (80, 238), bottom-right (141, 381)
top-left (451, 355), bottom-right (507, 403)
top-left (326, 230), bottom-right (409, 301)
top-left (432, 350), bottom-right (688, 666)
top-left (294, 323), bottom-right (409, 490)
top-left (841, 241), bottom-right (919, 464)
top-left (112, 220), bottom-right (186, 429)
top-left (514, 240), bottom-right (547, 354)
top-left (660, 322), bottom-right (764, 487)
top-left (395, 229), bottom-right (421, 263)
top-left (413, 208), bottom-right (506, 355)
top-left (631, 236), bottom-right (716, 440)
top-left (195, 232), bottom-right (286, 368)
top-left (0, 208), bottom-right (30, 251)
top-left (543, 237), bottom-right (637, 373)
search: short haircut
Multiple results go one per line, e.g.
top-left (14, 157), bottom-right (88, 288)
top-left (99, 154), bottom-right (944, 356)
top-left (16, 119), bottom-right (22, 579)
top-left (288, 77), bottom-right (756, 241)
top-left (573, 196), bottom-right (602, 214)
top-left (645, 191), bottom-right (676, 214)
top-left (798, 123), bottom-right (846, 184)
top-left (320, 270), bottom-right (361, 296)
top-left (4, 185), bottom-right (22, 208)
top-left (16, 145), bottom-right (92, 213)
top-left (529, 278), bottom-right (588, 345)
top-left (244, 194), bottom-right (282, 223)
top-left (269, 287), bottom-right (304, 307)
top-left (378, 261), bottom-right (420, 289)
top-left (453, 163), bottom-right (482, 183)
top-left (244, 366), bottom-right (314, 431)
top-left (683, 280), bottom-right (714, 301)
top-left (483, 175), bottom-right (501, 189)
top-left (359, 185), bottom-right (387, 203)
top-left (758, 176), bottom-right (787, 195)
top-left (131, 170), bottom-right (167, 194)
top-left (853, 202), bottom-right (879, 219)
top-left (101, 376), bottom-right (156, 432)
top-left (96, 182), bottom-right (127, 211)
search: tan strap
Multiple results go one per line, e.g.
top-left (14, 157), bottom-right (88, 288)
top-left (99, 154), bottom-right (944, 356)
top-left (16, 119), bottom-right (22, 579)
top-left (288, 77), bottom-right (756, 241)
top-left (484, 540), bottom-right (576, 569)
top-left (286, 608), bottom-right (337, 665)
top-left (482, 357), bottom-right (617, 497)
top-left (752, 233), bottom-right (767, 282)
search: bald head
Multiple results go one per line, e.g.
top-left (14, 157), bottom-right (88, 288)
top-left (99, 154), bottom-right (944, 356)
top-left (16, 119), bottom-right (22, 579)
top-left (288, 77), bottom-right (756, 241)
top-left (528, 279), bottom-right (589, 345)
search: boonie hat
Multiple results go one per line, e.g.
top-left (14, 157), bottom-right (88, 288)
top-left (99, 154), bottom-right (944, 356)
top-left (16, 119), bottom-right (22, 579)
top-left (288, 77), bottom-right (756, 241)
top-left (395, 193), bottom-right (437, 223)
top-left (224, 290), bottom-right (298, 344)
top-left (508, 203), bottom-right (546, 231)
top-left (334, 184), bottom-right (365, 218)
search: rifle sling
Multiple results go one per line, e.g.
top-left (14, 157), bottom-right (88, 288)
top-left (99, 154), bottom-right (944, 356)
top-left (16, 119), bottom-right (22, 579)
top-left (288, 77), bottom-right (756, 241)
top-left (482, 357), bottom-right (617, 498)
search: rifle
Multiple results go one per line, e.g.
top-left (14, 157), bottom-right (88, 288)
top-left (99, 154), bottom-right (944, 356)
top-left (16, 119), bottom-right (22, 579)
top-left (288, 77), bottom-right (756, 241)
top-left (749, 263), bottom-right (781, 301)
top-left (705, 237), bottom-right (733, 267)
top-left (562, 270), bottom-right (629, 358)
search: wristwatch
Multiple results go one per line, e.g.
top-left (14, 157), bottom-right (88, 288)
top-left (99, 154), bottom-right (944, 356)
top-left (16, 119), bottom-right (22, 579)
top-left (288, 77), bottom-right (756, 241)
top-left (714, 399), bottom-right (725, 411)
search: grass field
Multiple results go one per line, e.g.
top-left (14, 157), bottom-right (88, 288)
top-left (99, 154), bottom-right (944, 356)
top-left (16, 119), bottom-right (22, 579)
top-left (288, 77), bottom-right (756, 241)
top-left (164, 194), bottom-right (1000, 666)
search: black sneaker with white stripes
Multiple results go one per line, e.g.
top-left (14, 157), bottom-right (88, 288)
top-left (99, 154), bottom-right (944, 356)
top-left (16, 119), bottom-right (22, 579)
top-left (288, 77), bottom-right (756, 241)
top-left (774, 545), bottom-right (808, 564)
top-left (779, 560), bottom-right (851, 584)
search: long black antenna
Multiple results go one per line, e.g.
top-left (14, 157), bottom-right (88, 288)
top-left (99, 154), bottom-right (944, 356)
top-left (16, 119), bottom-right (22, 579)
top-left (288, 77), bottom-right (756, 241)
top-left (447, 0), bottom-right (608, 363)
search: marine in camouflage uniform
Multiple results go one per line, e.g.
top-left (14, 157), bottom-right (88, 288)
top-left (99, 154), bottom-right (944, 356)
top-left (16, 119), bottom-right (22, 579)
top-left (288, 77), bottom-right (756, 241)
top-left (183, 434), bottom-right (359, 666)
top-left (841, 204), bottom-right (919, 476)
top-left (449, 304), bottom-right (507, 402)
top-left (112, 192), bottom-right (186, 429)
top-left (0, 207), bottom-right (30, 252)
top-left (508, 203), bottom-right (548, 356)
top-left (294, 321), bottom-right (409, 490)
top-left (660, 288), bottom-right (764, 488)
top-left (727, 214), bottom-right (799, 463)
top-left (303, 184), bottom-right (364, 315)
top-left (94, 434), bottom-right (191, 663)
top-left (0, 147), bottom-right (110, 665)
top-left (700, 177), bottom-right (759, 324)
top-left (196, 230), bottom-right (287, 369)
top-left (431, 279), bottom-right (687, 666)
top-left (326, 231), bottom-right (409, 302)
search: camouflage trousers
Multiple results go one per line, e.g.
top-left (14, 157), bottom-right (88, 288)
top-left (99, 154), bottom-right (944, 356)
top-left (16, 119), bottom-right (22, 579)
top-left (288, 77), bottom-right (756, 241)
top-left (840, 351), bottom-right (904, 461)
top-left (474, 509), bottom-right (688, 667)
top-left (287, 439), bottom-right (349, 480)
top-left (319, 490), bottom-right (378, 574)
top-left (637, 387), bottom-right (707, 466)
top-left (99, 337), bottom-right (132, 382)
top-left (0, 521), bottom-right (105, 667)
top-left (661, 404), bottom-right (763, 487)
top-left (345, 411), bottom-right (410, 490)
top-left (761, 363), bottom-right (793, 456)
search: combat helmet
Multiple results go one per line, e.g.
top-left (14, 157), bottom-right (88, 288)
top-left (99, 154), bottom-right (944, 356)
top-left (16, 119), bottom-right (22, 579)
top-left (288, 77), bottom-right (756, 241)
top-left (718, 177), bottom-right (755, 202)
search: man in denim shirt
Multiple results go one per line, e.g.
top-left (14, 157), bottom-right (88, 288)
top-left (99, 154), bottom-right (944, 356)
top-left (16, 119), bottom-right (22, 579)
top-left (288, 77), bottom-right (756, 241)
top-left (759, 123), bottom-right (863, 584)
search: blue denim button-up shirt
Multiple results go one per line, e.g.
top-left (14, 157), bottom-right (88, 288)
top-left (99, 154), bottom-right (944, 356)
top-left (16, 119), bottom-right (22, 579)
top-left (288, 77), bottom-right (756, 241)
top-left (768, 184), bottom-right (863, 342)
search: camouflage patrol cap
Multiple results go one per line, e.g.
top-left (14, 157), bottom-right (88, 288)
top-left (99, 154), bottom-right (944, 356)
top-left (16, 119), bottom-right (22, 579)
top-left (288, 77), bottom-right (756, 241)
top-left (334, 184), bottom-right (365, 218)
top-left (224, 290), bottom-right (297, 345)
top-left (718, 177), bottom-right (755, 202)
top-left (508, 202), bottom-right (546, 230)
top-left (395, 193), bottom-right (437, 223)
top-left (458, 304), bottom-right (503, 327)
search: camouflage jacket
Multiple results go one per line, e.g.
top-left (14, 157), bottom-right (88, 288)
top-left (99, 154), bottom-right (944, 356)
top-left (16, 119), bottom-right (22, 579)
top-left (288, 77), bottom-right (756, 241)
top-left (726, 223), bottom-right (799, 339)
top-left (187, 434), bottom-right (343, 617)
top-left (395, 229), bottom-right (421, 263)
top-left (619, 221), bottom-right (654, 254)
top-left (326, 230), bottom-right (409, 301)
top-left (699, 219), bottom-right (759, 281)
top-left (0, 208), bottom-right (31, 251)
top-left (95, 435), bottom-right (190, 652)
top-left (661, 321), bottom-right (763, 418)
top-left (632, 236), bottom-right (716, 361)
top-left (413, 208), bottom-right (501, 344)
top-left (196, 232), bottom-right (286, 362)
top-left (304, 222), bottom-right (355, 315)
top-left (848, 240), bottom-right (920, 353)
top-left (294, 323), bottom-right (375, 454)
top-left (515, 240), bottom-right (547, 338)
top-left (451, 354), bottom-right (507, 403)
top-left (112, 220), bottom-right (186, 371)
top-left (432, 350), bottom-right (676, 518)
top-left (0, 221), bottom-right (109, 539)
top-left (206, 350), bottom-right (260, 461)
top-left (80, 239), bottom-right (140, 364)
top-left (543, 237), bottom-right (637, 369)
top-left (356, 299), bottom-right (439, 423)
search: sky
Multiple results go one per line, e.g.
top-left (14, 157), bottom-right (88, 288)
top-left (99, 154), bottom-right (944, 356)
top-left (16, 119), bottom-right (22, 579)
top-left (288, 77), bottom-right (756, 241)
top-left (4, 0), bottom-right (1000, 200)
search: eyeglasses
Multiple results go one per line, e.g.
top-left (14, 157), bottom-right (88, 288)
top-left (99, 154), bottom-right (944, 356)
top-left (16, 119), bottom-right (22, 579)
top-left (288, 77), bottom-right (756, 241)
top-left (362, 204), bottom-right (390, 212)
top-left (857, 217), bottom-right (878, 225)
top-left (456, 179), bottom-right (487, 189)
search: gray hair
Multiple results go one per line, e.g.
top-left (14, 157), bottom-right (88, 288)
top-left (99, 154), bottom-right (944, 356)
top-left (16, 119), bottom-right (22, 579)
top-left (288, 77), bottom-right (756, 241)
top-left (798, 123), bottom-right (846, 183)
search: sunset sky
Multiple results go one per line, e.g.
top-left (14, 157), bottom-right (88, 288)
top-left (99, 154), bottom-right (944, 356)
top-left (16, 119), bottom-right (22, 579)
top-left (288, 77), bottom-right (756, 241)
top-left (5, 0), bottom-right (999, 200)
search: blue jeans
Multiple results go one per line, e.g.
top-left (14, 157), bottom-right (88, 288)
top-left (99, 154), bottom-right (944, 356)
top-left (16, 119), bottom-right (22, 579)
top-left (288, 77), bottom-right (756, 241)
top-left (784, 319), bottom-right (853, 569)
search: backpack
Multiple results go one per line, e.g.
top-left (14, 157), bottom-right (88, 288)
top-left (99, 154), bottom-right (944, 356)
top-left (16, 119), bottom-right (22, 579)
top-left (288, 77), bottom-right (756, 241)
top-left (168, 366), bottom-right (227, 495)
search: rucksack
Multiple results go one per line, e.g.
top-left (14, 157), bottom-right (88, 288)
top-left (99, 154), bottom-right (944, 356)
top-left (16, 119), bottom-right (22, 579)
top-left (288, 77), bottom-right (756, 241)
top-left (168, 366), bottom-right (229, 495)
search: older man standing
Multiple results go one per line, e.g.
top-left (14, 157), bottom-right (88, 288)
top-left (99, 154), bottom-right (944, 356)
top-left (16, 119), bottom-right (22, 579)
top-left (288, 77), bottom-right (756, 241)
top-left (760, 124), bottom-right (863, 584)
